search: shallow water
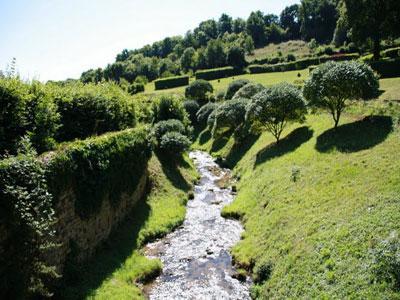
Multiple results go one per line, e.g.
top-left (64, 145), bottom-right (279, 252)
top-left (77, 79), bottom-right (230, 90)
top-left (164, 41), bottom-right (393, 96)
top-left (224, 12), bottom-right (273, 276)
top-left (144, 151), bottom-right (250, 300)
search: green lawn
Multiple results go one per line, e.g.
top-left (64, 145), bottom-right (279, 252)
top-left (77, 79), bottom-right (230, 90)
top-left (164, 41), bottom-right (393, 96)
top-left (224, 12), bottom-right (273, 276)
top-left (193, 97), bottom-right (400, 298)
top-left (144, 68), bottom-right (400, 103)
top-left (144, 69), bottom-right (310, 95)
top-left (60, 154), bottom-right (198, 300)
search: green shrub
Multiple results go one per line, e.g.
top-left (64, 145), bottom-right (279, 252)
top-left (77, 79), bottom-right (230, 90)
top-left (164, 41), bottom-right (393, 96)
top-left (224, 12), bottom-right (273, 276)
top-left (225, 79), bottom-right (250, 100)
top-left (248, 54), bottom-right (360, 74)
top-left (207, 109), bottom-right (218, 128)
top-left (183, 100), bottom-right (200, 124)
top-left (0, 152), bottom-right (58, 298)
top-left (304, 61), bottom-right (379, 128)
top-left (286, 53), bottom-right (296, 62)
top-left (159, 131), bottom-right (191, 154)
top-left (46, 127), bottom-right (152, 218)
top-left (54, 82), bottom-right (136, 141)
top-left (195, 66), bottom-right (245, 81)
top-left (212, 98), bottom-right (248, 138)
top-left (152, 119), bottom-right (186, 142)
top-left (196, 102), bottom-right (218, 125)
top-left (154, 75), bottom-right (189, 90)
top-left (26, 82), bottom-right (60, 153)
top-left (127, 82), bottom-right (145, 95)
top-left (185, 80), bottom-right (213, 102)
top-left (368, 58), bottom-right (400, 78)
top-left (151, 95), bottom-right (189, 125)
top-left (253, 261), bottom-right (273, 284)
top-left (0, 77), bottom-right (29, 154)
top-left (232, 83), bottom-right (265, 100)
top-left (247, 83), bottom-right (307, 142)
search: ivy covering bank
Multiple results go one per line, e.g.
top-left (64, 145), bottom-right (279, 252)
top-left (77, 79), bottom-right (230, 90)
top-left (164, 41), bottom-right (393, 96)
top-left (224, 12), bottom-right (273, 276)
top-left (0, 126), bottom-right (152, 298)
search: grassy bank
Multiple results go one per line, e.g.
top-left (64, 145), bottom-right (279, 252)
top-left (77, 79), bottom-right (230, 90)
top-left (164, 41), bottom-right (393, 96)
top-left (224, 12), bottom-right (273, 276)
top-left (61, 154), bottom-right (198, 300)
top-left (193, 96), bottom-right (400, 297)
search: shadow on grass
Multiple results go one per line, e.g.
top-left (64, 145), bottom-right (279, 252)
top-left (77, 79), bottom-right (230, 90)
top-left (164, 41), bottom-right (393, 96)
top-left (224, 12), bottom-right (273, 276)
top-left (316, 116), bottom-right (393, 153)
top-left (155, 150), bottom-right (191, 192)
top-left (59, 191), bottom-right (151, 299)
top-left (223, 134), bottom-right (260, 168)
top-left (211, 130), bottom-right (233, 153)
top-left (198, 129), bottom-right (212, 146)
top-left (254, 126), bottom-right (314, 167)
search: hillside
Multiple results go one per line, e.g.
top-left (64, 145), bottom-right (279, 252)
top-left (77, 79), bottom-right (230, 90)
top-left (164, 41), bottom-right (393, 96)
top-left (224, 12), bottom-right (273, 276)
top-left (192, 87), bottom-right (400, 297)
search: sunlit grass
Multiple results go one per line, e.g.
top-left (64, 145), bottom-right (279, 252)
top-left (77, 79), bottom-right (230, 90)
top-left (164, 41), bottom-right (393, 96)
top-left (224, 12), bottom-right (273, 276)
top-left (193, 99), bottom-right (400, 297)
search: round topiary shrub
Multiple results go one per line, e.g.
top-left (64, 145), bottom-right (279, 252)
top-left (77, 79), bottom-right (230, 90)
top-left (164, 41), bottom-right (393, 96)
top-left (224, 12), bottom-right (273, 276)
top-left (303, 60), bottom-right (379, 128)
top-left (159, 131), bottom-right (191, 154)
top-left (225, 79), bottom-right (250, 100)
top-left (212, 98), bottom-right (248, 137)
top-left (196, 102), bottom-right (218, 125)
top-left (183, 100), bottom-right (200, 124)
top-left (247, 82), bottom-right (307, 142)
top-left (232, 82), bottom-right (265, 100)
top-left (185, 79), bottom-right (213, 102)
top-left (151, 94), bottom-right (189, 125)
top-left (152, 119), bottom-right (186, 142)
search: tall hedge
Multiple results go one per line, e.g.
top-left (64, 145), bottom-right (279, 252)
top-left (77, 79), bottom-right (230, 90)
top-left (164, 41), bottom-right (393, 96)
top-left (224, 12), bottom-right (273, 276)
top-left (248, 54), bottom-right (360, 74)
top-left (154, 75), bottom-right (189, 90)
top-left (195, 67), bottom-right (245, 81)
top-left (368, 59), bottom-right (400, 78)
top-left (53, 82), bottom-right (136, 141)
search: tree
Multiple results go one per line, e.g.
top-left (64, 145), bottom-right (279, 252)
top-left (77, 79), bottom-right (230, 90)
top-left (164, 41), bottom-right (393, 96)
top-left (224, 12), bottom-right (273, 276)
top-left (180, 47), bottom-right (196, 71)
top-left (299, 0), bottom-right (338, 43)
top-left (265, 23), bottom-right (286, 44)
top-left (116, 49), bottom-right (130, 62)
top-left (263, 14), bottom-right (279, 26)
top-left (232, 83), bottom-right (265, 100)
top-left (233, 18), bottom-right (246, 34)
top-left (227, 46), bottom-right (247, 69)
top-left (332, 0), bottom-right (349, 47)
top-left (246, 83), bottom-right (307, 143)
top-left (345, 0), bottom-right (400, 60)
top-left (212, 98), bottom-right (248, 138)
top-left (185, 79), bottom-right (213, 102)
top-left (218, 13), bottom-right (233, 35)
top-left (303, 61), bottom-right (379, 128)
top-left (205, 39), bottom-right (226, 68)
top-left (280, 4), bottom-right (301, 39)
top-left (242, 34), bottom-right (255, 55)
top-left (246, 11), bottom-right (266, 47)
top-left (225, 79), bottom-right (250, 100)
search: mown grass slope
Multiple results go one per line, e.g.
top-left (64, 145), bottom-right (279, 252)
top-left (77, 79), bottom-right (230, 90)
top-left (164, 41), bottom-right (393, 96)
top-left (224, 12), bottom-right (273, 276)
top-left (144, 69), bottom-right (309, 94)
top-left (193, 95), bottom-right (400, 298)
top-left (246, 40), bottom-right (312, 62)
top-left (61, 154), bottom-right (198, 300)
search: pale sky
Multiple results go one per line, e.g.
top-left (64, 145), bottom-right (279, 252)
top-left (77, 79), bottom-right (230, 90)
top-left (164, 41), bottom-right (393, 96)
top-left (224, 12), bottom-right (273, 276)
top-left (0, 0), bottom-right (299, 81)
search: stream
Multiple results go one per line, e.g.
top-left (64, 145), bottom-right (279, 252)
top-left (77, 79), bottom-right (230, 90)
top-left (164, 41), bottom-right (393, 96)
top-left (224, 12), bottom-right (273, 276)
top-left (144, 151), bottom-right (251, 300)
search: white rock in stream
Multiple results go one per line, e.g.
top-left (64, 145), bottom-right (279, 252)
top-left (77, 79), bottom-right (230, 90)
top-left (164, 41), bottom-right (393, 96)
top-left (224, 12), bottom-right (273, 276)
top-left (145, 151), bottom-right (250, 300)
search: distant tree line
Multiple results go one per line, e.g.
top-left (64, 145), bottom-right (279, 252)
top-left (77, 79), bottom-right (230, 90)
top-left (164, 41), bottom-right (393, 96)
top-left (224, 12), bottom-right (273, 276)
top-left (80, 0), bottom-right (400, 85)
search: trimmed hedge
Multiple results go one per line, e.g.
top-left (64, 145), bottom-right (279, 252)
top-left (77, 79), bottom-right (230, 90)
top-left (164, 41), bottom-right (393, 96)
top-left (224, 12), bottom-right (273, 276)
top-left (154, 75), bottom-right (189, 90)
top-left (195, 67), bottom-right (245, 81)
top-left (248, 54), bottom-right (360, 74)
top-left (53, 82), bottom-right (136, 142)
top-left (46, 126), bottom-right (152, 218)
top-left (382, 47), bottom-right (400, 59)
top-left (368, 58), bottom-right (400, 78)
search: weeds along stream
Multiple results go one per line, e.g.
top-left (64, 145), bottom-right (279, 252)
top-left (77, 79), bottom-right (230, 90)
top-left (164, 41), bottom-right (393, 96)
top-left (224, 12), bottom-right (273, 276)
top-left (144, 151), bottom-right (250, 299)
